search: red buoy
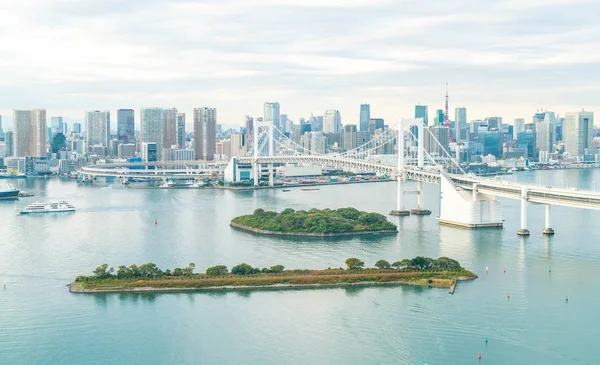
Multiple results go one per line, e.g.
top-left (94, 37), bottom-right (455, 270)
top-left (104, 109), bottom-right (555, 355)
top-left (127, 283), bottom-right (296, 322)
top-left (154, 219), bottom-right (158, 225)
top-left (478, 352), bottom-right (482, 360)
top-left (504, 268), bottom-right (506, 273)
top-left (508, 293), bottom-right (510, 299)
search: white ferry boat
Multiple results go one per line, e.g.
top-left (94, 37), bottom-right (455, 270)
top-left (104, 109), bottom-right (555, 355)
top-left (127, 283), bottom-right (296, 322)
top-left (20, 200), bottom-right (76, 215)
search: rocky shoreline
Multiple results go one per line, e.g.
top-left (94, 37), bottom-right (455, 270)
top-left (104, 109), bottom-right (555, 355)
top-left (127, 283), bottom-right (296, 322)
top-left (229, 222), bottom-right (398, 237)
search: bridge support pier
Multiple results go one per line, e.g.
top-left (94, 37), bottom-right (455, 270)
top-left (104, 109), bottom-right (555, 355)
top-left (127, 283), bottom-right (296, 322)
top-left (268, 164), bottom-right (274, 186)
top-left (410, 181), bottom-right (432, 215)
top-left (253, 162), bottom-right (259, 187)
top-left (543, 204), bottom-right (555, 235)
top-left (390, 177), bottom-right (410, 216)
top-left (517, 187), bottom-right (530, 236)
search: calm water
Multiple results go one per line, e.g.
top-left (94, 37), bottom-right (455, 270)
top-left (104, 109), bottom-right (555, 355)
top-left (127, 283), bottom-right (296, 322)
top-left (1, 170), bottom-right (600, 364)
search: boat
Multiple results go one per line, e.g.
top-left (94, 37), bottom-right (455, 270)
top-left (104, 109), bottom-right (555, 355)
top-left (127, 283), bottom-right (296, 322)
top-left (301, 188), bottom-right (320, 191)
top-left (0, 185), bottom-right (20, 200)
top-left (159, 180), bottom-right (175, 188)
top-left (20, 200), bottom-right (76, 214)
top-left (282, 189), bottom-right (291, 192)
top-left (18, 191), bottom-right (34, 197)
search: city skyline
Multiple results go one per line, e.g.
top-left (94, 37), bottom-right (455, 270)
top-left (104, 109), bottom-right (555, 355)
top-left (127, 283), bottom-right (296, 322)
top-left (1, 1), bottom-right (599, 126)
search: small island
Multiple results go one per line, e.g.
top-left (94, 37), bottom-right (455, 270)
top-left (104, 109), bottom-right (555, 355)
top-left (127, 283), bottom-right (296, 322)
top-left (69, 257), bottom-right (477, 293)
top-left (230, 207), bottom-right (398, 237)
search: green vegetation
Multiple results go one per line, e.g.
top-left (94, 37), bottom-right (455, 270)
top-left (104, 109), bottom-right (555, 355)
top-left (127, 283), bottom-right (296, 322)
top-left (71, 257), bottom-right (475, 292)
top-left (231, 207), bottom-right (397, 235)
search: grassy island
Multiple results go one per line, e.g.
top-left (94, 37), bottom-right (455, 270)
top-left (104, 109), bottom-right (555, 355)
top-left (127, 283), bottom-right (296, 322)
top-left (230, 207), bottom-right (397, 236)
top-left (70, 257), bottom-right (476, 293)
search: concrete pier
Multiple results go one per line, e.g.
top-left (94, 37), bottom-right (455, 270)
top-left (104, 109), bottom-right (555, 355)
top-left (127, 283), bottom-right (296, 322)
top-left (543, 204), bottom-right (554, 235)
top-left (518, 187), bottom-right (529, 236)
top-left (411, 181), bottom-right (432, 215)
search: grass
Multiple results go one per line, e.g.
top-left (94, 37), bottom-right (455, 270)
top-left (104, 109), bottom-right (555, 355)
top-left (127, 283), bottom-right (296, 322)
top-left (72, 268), bottom-right (476, 292)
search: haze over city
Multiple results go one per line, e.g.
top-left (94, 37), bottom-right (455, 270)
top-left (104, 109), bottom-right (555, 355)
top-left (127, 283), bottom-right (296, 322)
top-left (1, 0), bottom-right (599, 127)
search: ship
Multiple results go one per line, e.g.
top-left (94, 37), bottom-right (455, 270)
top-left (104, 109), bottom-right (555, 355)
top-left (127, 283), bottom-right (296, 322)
top-left (20, 200), bottom-right (76, 214)
top-left (0, 185), bottom-right (20, 200)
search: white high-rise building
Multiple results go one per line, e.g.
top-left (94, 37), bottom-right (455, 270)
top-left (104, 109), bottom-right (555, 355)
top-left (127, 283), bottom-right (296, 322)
top-left (194, 107), bottom-right (217, 160)
top-left (51, 116), bottom-right (64, 135)
top-left (13, 109), bottom-right (47, 157)
top-left (535, 119), bottom-right (554, 155)
top-left (513, 118), bottom-right (525, 139)
top-left (563, 111), bottom-right (594, 158)
top-left (264, 102), bottom-right (280, 130)
top-left (230, 133), bottom-right (244, 158)
top-left (454, 107), bottom-right (466, 142)
top-left (85, 110), bottom-right (110, 151)
top-left (323, 110), bottom-right (341, 134)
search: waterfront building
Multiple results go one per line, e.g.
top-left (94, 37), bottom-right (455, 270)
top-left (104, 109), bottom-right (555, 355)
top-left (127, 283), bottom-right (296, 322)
top-left (342, 124), bottom-right (357, 151)
top-left (141, 142), bottom-right (157, 162)
top-left (141, 107), bottom-right (177, 161)
top-left (564, 111), bottom-right (594, 158)
top-left (117, 109), bottom-right (135, 143)
top-left (109, 139), bottom-right (120, 157)
top-left (165, 148), bottom-right (195, 167)
top-left (193, 107), bottom-right (216, 161)
top-left (177, 113), bottom-right (186, 148)
top-left (86, 110), bottom-right (110, 151)
top-left (163, 108), bottom-right (178, 156)
top-left (360, 104), bottom-right (370, 132)
top-left (454, 107), bottom-right (467, 142)
top-left (118, 143), bottom-right (136, 158)
top-left (415, 105), bottom-right (429, 126)
top-left (13, 109), bottom-right (47, 157)
top-left (323, 110), bottom-right (341, 134)
top-left (264, 102), bottom-right (280, 130)
top-left (229, 132), bottom-right (244, 158)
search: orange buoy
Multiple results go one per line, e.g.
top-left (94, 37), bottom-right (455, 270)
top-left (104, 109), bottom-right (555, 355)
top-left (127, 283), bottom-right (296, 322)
top-left (478, 352), bottom-right (482, 360)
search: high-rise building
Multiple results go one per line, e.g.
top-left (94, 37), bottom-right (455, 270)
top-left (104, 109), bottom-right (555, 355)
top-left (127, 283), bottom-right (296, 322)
top-left (342, 124), bottom-right (357, 150)
top-left (368, 118), bottom-right (384, 135)
top-left (118, 143), bottom-right (136, 158)
top-left (513, 118), bottom-right (525, 139)
top-left (481, 129), bottom-right (503, 158)
top-left (415, 105), bottom-right (428, 126)
top-left (517, 130), bottom-right (536, 158)
top-left (141, 107), bottom-right (174, 160)
top-left (194, 107), bottom-right (216, 161)
top-left (117, 109), bottom-right (135, 143)
top-left (85, 110), bottom-right (110, 151)
top-left (72, 122), bottom-right (82, 135)
top-left (0, 115), bottom-right (3, 142)
top-left (163, 108), bottom-right (178, 153)
top-left (323, 110), bottom-right (341, 134)
top-left (141, 142), bottom-right (157, 162)
top-left (436, 109), bottom-right (444, 126)
top-left (424, 126), bottom-right (450, 155)
top-left (454, 107), bottom-right (467, 142)
top-left (5, 131), bottom-right (13, 157)
top-left (360, 104), bottom-right (370, 132)
top-left (13, 109), bottom-right (47, 157)
top-left (535, 113), bottom-right (555, 155)
top-left (563, 111), bottom-right (594, 158)
top-left (177, 113), bottom-right (186, 148)
top-left (264, 102), bottom-right (280, 130)
top-left (486, 116), bottom-right (502, 130)
top-left (229, 133), bottom-right (244, 158)
top-left (50, 117), bottom-right (63, 135)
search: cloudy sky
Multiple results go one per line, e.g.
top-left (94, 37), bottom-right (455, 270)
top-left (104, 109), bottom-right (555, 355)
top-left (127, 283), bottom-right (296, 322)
top-left (0, 0), bottom-right (598, 130)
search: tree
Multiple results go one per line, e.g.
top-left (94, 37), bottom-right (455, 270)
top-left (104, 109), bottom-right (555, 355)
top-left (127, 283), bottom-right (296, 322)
top-left (391, 261), bottom-right (402, 269)
top-left (231, 263), bottom-right (254, 275)
top-left (93, 264), bottom-right (114, 279)
top-left (375, 260), bottom-right (391, 269)
top-left (269, 265), bottom-right (285, 273)
top-left (206, 265), bottom-right (229, 276)
top-left (345, 258), bottom-right (365, 270)
top-left (184, 263), bottom-right (195, 276)
top-left (51, 133), bottom-right (66, 153)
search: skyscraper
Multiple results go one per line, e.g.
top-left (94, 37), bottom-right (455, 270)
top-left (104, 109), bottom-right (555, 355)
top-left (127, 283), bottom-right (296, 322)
top-left (0, 115), bottom-right (4, 142)
top-left (343, 124), bottom-right (357, 150)
top-left (360, 104), bottom-right (370, 132)
top-left (177, 113), bottom-right (186, 148)
top-left (163, 108), bottom-right (178, 150)
top-left (454, 107), bottom-right (467, 142)
top-left (117, 109), bottom-right (135, 143)
top-left (535, 113), bottom-right (555, 155)
top-left (513, 118), bottom-right (525, 139)
top-left (5, 131), bottom-right (13, 157)
top-left (436, 109), bottom-right (444, 126)
top-left (415, 105), bottom-right (428, 126)
top-left (194, 107), bottom-right (216, 161)
top-left (323, 110), bottom-right (341, 134)
top-left (563, 111), bottom-right (594, 158)
top-left (85, 110), bottom-right (110, 150)
top-left (13, 109), bottom-right (46, 157)
top-left (424, 126), bottom-right (449, 155)
top-left (72, 122), bottom-right (82, 135)
top-left (50, 117), bottom-right (63, 135)
top-left (264, 102), bottom-right (280, 130)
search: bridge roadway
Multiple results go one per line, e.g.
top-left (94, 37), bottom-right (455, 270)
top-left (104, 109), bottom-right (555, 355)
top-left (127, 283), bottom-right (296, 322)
top-left (79, 155), bottom-right (600, 210)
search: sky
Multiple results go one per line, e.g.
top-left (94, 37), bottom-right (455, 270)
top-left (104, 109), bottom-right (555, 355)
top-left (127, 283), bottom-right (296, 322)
top-left (0, 0), bottom-right (599, 130)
